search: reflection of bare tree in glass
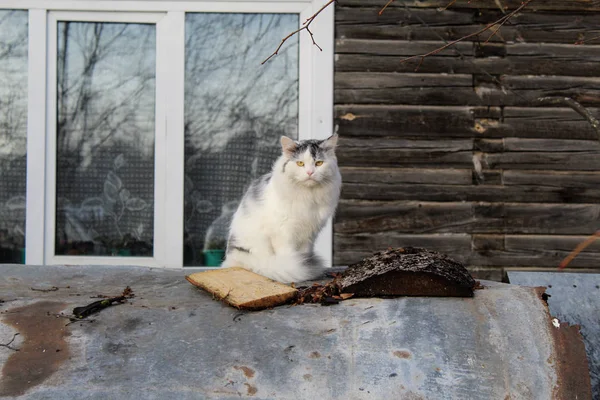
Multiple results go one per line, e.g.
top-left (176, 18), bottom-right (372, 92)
top-left (55, 22), bottom-right (156, 256)
top-left (0, 10), bottom-right (28, 263)
top-left (183, 14), bottom-right (299, 265)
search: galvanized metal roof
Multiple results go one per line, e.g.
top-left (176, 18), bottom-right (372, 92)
top-left (0, 265), bottom-right (591, 399)
top-left (508, 271), bottom-right (600, 399)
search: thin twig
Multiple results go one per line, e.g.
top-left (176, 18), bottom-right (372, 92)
top-left (483, 5), bottom-right (518, 44)
top-left (538, 97), bottom-right (600, 140)
top-left (401, 3), bottom-right (531, 106)
top-left (440, 0), bottom-right (457, 11)
top-left (400, 0), bottom-right (533, 70)
top-left (0, 333), bottom-right (20, 351)
top-left (30, 286), bottom-right (60, 292)
top-left (379, 0), bottom-right (458, 14)
top-left (379, 0), bottom-right (396, 16)
top-left (262, 0), bottom-right (335, 64)
top-left (558, 231), bottom-right (600, 270)
top-left (575, 34), bottom-right (600, 45)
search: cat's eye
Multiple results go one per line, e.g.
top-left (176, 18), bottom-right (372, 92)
top-left (296, 161), bottom-right (304, 167)
top-left (315, 161), bottom-right (324, 166)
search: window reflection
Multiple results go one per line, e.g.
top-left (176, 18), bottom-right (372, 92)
top-left (55, 21), bottom-right (156, 257)
top-left (184, 13), bottom-right (299, 266)
top-left (0, 10), bottom-right (28, 264)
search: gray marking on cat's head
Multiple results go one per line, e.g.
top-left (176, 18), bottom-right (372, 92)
top-left (280, 135), bottom-right (339, 160)
top-left (292, 140), bottom-right (323, 159)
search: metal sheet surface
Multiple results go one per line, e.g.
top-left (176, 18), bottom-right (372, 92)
top-left (508, 271), bottom-right (599, 399)
top-left (0, 265), bottom-right (591, 399)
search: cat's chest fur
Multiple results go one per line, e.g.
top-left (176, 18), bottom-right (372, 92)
top-left (265, 183), bottom-right (335, 231)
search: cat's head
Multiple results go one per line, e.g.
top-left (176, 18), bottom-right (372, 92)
top-left (279, 135), bottom-right (339, 186)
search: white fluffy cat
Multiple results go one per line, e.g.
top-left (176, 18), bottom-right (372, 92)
top-left (221, 134), bottom-right (342, 283)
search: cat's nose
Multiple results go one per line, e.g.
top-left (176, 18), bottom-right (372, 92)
top-left (306, 169), bottom-right (314, 176)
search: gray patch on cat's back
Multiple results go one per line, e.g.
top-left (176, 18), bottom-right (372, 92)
top-left (246, 173), bottom-right (271, 203)
top-left (227, 235), bottom-right (250, 254)
top-left (305, 251), bottom-right (325, 272)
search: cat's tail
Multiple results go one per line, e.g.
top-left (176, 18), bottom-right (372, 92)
top-left (222, 250), bottom-right (325, 283)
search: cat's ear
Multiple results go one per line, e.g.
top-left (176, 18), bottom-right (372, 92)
top-left (280, 136), bottom-right (297, 157)
top-left (321, 134), bottom-right (339, 151)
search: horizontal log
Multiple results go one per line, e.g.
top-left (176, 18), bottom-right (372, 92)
top-left (335, 72), bottom-right (480, 105)
top-left (335, 39), bottom-right (474, 56)
top-left (335, 200), bottom-right (473, 234)
top-left (337, 25), bottom-right (600, 45)
top-left (336, 7), bottom-right (600, 44)
top-left (335, 0), bottom-right (600, 11)
top-left (339, 137), bottom-right (473, 150)
top-left (336, 73), bottom-right (600, 107)
top-left (467, 235), bottom-right (600, 268)
top-left (335, 105), bottom-right (500, 138)
top-left (481, 107), bottom-right (600, 140)
top-left (503, 170), bottom-right (600, 188)
top-left (483, 151), bottom-right (600, 171)
top-left (335, 7), bottom-right (473, 26)
top-left (338, 137), bottom-right (473, 167)
top-left (507, 43), bottom-right (600, 58)
top-left (335, 72), bottom-right (473, 89)
top-left (507, 234), bottom-right (600, 252)
top-left (341, 183), bottom-right (600, 203)
top-left (472, 203), bottom-right (600, 235)
top-left (333, 233), bottom-right (472, 265)
top-left (500, 75), bottom-right (600, 91)
top-left (335, 53), bottom-right (600, 77)
top-left (335, 201), bottom-right (600, 235)
top-left (335, 41), bottom-right (600, 76)
top-left (502, 138), bottom-right (600, 152)
top-left (475, 170), bottom-right (502, 185)
top-left (340, 167), bottom-right (473, 185)
top-left (475, 76), bottom-right (600, 107)
top-left (474, 139), bottom-right (503, 153)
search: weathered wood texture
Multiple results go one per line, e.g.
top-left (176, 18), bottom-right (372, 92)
top-left (333, 1), bottom-right (600, 278)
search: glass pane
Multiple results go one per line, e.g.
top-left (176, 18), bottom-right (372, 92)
top-left (184, 14), bottom-right (299, 266)
top-left (0, 10), bottom-right (28, 264)
top-left (55, 22), bottom-right (155, 257)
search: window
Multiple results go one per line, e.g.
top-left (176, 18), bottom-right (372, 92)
top-left (183, 13), bottom-right (299, 266)
top-left (54, 21), bottom-right (156, 257)
top-left (0, 10), bottom-right (28, 264)
top-left (1, 1), bottom-right (334, 268)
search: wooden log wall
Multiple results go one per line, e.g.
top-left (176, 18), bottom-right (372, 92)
top-left (333, 0), bottom-right (600, 281)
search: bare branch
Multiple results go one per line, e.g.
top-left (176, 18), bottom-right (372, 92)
top-left (537, 96), bottom-right (600, 140)
top-left (379, 0), bottom-right (396, 16)
top-left (262, 0), bottom-right (335, 64)
top-left (575, 34), bottom-right (600, 45)
top-left (400, 0), bottom-right (533, 71)
top-left (559, 231), bottom-right (600, 270)
top-left (440, 0), bottom-right (457, 11)
top-left (0, 333), bottom-right (20, 351)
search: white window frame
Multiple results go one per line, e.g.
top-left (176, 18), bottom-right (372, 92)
top-left (1, 0), bottom-right (334, 268)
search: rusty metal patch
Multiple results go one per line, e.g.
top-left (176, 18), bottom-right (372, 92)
top-left (533, 287), bottom-right (592, 400)
top-left (0, 301), bottom-right (70, 397)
